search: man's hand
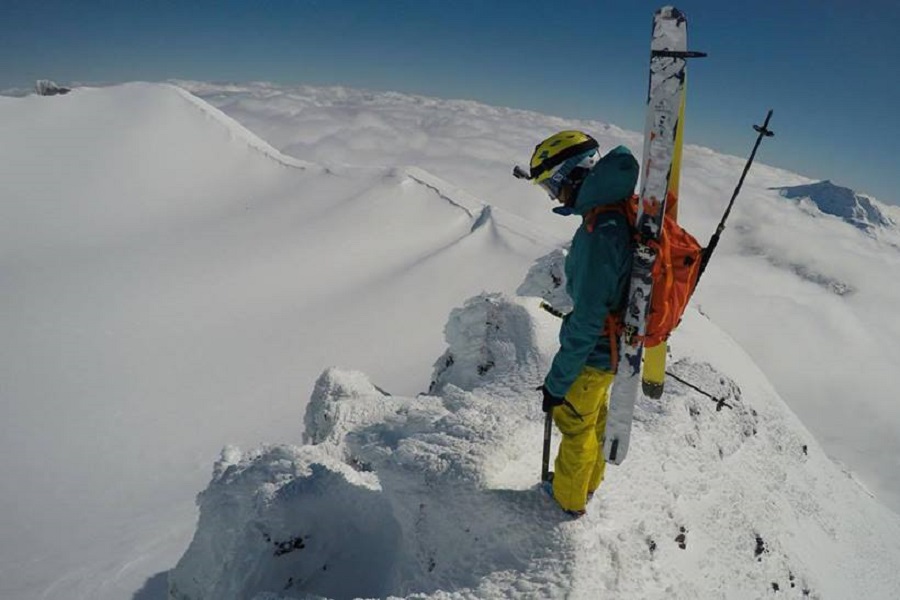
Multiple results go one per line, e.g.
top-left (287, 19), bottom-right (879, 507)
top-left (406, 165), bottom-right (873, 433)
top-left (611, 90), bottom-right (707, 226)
top-left (539, 385), bottom-right (565, 413)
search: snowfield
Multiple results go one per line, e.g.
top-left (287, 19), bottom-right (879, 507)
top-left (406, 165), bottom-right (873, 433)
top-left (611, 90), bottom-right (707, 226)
top-left (1, 81), bottom-right (899, 599)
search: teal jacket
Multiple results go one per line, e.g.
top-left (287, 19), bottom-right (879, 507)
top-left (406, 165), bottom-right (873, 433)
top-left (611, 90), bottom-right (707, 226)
top-left (543, 146), bottom-right (638, 398)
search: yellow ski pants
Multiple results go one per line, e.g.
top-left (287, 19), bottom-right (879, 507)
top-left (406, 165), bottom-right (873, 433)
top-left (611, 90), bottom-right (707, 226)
top-left (551, 366), bottom-right (615, 512)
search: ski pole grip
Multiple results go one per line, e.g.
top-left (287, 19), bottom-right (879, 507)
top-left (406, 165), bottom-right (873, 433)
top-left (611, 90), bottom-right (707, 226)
top-left (754, 110), bottom-right (775, 137)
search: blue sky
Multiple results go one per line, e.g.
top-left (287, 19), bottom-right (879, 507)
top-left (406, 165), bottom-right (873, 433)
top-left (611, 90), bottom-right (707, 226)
top-left (3, 0), bottom-right (898, 205)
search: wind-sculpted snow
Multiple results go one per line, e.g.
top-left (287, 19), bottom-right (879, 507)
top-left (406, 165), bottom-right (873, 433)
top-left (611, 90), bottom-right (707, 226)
top-left (429, 295), bottom-right (549, 395)
top-left (171, 287), bottom-right (900, 599)
top-left (170, 296), bottom-right (570, 599)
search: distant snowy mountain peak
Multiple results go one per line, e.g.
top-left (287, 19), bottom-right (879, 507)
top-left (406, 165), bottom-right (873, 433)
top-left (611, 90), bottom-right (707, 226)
top-left (774, 180), bottom-right (895, 232)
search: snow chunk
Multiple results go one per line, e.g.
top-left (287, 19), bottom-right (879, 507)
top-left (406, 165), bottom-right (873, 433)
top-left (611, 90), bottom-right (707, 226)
top-left (169, 448), bottom-right (397, 600)
top-left (429, 293), bottom-right (548, 395)
top-left (303, 367), bottom-right (392, 446)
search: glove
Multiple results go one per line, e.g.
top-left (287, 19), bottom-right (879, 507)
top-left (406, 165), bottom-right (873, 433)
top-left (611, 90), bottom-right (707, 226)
top-left (539, 385), bottom-right (565, 413)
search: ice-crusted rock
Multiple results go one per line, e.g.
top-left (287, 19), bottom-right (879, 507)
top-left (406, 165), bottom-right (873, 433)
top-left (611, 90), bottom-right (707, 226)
top-left (34, 79), bottom-right (71, 96)
top-left (515, 248), bottom-right (572, 313)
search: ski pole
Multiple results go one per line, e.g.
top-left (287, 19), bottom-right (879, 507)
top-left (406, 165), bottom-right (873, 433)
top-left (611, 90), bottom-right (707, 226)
top-left (541, 410), bottom-right (552, 482)
top-left (535, 375), bottom-right (555, 482)
top-left (698, 110), bottom-right (775, 280)
top-left (666, 370), bottom-right (733, 411)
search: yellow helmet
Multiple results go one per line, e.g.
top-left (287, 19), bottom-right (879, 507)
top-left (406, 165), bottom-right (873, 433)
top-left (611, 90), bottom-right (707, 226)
top-left (528, 130), bottom-right (600, 199)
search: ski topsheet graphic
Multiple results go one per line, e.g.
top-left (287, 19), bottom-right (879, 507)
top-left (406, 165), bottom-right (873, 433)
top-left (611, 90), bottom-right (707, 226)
top-left (604, 6), bottom-right (705, 465)
top-left (642, 72), bottom-right (688, 399)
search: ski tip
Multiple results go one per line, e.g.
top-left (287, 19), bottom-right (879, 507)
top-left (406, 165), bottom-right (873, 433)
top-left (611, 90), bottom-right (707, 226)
top-left (657, 5), bottom-right (687, 22)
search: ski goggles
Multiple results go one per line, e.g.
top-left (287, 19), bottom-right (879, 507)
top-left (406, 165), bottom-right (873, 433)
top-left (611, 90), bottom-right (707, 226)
top-left (538, 150), bottom-right (600, 200)
top-left (536, 162), bottom-right (574, 200)
top-left (513, 147), bottom-right (598, 200)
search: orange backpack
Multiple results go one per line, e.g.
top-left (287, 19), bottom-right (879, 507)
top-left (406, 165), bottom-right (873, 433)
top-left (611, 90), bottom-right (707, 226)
top-left (587, 195), bottom-right (703, 352)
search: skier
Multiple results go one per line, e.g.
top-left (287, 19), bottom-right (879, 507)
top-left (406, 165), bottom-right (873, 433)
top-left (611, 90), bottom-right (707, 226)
top-left (526, 130), bottom-right (639, 517)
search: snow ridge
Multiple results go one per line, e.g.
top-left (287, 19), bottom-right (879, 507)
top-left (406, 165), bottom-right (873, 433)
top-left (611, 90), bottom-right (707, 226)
top-left (405, 166), bottom-right (482, 219)
top-left (169, 274), bottom-right (900, 599)
top-left (168, 83), bottom-right (319, 171)
top-left (403, 166), bottom-right (563, 247)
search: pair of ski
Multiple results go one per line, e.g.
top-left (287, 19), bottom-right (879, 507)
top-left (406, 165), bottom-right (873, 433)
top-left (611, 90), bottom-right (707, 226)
top-left (604, 5), bottom-right (704, 465)
top-left (542, 6), bottom-right (774, 481)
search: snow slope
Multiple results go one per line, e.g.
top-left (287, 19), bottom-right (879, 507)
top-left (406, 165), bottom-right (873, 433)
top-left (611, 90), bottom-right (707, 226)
top-left (181, 81), bottom-right (900, 517)
top-left (0, 84), bottom-right (557, 599)
top-left (169, 293), bottom-right (900, 599)
top-left (3, 81), bottom-right (900, 599)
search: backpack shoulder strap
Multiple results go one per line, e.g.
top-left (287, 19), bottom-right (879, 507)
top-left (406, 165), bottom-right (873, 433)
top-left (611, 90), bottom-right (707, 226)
top-left (583, 194), bottom-right (637, 233)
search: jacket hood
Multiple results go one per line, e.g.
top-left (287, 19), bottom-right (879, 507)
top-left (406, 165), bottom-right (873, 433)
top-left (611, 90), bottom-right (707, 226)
top-left (569, 146), bottom-right (640, 215)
